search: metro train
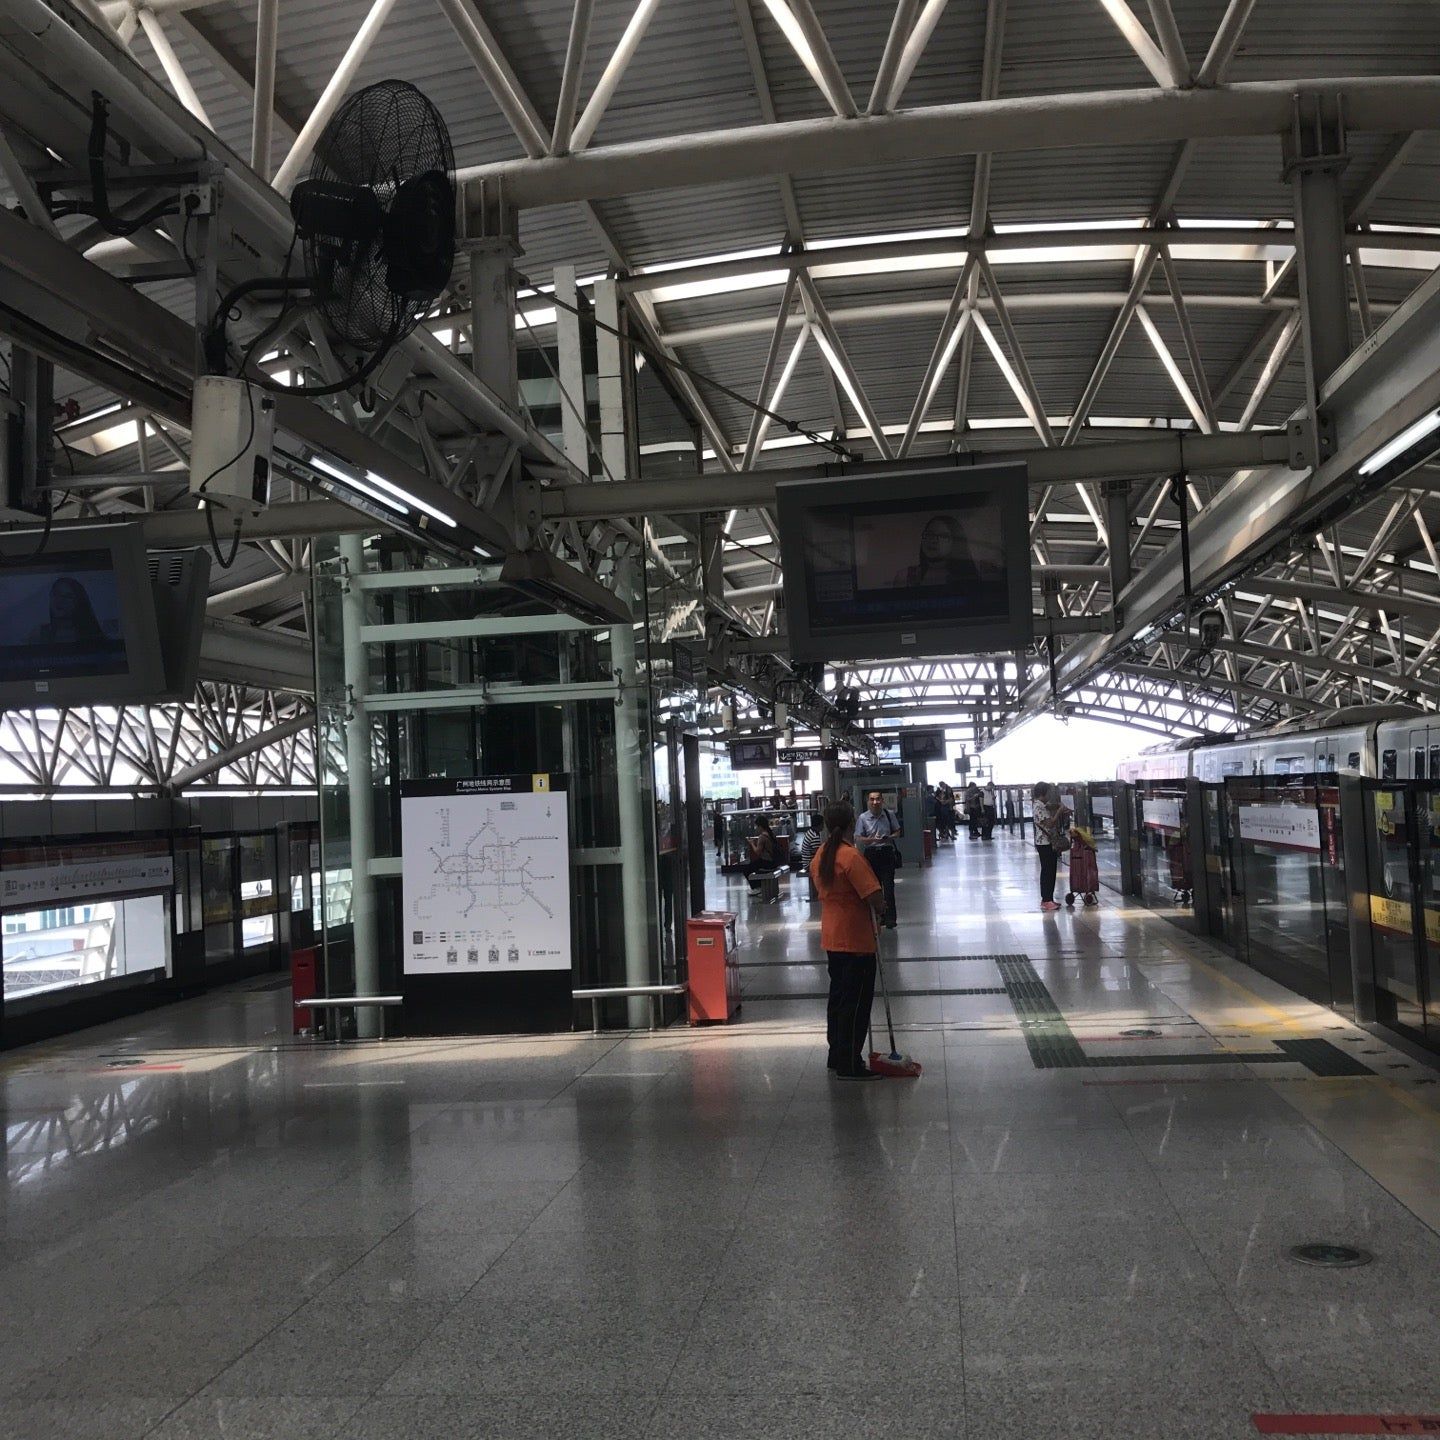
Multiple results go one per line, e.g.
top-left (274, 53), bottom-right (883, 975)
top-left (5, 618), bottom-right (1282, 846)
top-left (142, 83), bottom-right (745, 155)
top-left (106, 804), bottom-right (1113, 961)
top-left (1115, 705), bottom-right (1440, 784)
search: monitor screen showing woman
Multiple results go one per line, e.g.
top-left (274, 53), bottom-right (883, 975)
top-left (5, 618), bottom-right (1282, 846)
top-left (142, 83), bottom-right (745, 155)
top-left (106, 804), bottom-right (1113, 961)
top-left (0, 555), bottom-right (128, 680)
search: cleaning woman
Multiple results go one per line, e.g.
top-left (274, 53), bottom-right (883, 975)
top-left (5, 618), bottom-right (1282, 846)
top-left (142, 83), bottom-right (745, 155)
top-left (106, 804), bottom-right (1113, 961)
top-left (810, 800), bottom-right (885, 1081)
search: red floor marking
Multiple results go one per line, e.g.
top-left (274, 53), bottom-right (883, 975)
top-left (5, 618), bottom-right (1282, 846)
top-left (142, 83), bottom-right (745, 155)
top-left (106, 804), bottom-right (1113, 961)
top-left (1253, 1415), bottom-right (1440, 1434)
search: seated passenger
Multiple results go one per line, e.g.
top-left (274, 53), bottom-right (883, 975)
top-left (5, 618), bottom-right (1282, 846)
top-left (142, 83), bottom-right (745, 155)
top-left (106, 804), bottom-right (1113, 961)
top-left (740, 815), bottom-right (777, 890)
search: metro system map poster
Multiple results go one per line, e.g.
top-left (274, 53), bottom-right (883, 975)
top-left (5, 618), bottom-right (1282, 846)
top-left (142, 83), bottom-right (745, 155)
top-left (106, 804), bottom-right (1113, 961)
top-left (401, 775), bottom-right (571, 975)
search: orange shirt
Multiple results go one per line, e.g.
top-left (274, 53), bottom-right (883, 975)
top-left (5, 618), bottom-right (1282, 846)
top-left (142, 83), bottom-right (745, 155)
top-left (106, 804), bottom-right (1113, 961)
top-left (809, 841), bottom-right (882, 955)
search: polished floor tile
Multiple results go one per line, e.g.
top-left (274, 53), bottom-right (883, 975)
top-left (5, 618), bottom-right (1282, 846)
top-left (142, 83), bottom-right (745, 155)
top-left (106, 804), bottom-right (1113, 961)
top-left (2, 833), bottom-right (1438, 1437)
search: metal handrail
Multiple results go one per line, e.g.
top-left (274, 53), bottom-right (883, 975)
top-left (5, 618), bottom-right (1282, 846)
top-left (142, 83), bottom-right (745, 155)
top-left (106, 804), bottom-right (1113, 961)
top-left (295, 995), bottom-right (404, 1007)
top-left (295, 994), bottom-right (404, 1042)
top-left (572, 982), bottom-right (687, 1033)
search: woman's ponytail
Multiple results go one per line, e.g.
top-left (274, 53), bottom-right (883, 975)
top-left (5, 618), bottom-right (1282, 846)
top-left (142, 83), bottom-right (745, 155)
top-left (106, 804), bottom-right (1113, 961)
top-left (817, 799), bottom-right (855, 886)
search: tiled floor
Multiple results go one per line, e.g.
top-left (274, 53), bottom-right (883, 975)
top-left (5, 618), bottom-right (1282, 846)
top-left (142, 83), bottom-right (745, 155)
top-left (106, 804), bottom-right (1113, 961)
top-left (3, 829), bottom-right (1439, 1437)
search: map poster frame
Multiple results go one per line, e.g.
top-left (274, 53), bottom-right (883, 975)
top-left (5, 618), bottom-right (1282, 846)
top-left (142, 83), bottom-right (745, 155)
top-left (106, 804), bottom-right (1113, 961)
top-left (399, 773), bottom-right (575, 1036)
top-left (400, 774), bottom-right (572, 976)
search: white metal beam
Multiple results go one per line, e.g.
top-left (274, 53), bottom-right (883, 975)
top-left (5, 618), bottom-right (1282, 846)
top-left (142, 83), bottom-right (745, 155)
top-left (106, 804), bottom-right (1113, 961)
top-left (459, 78), bottom-right (1440, 206)
top-left (135, 7), bottom-right (212, 128)
top-left (434, 0), bottom-right (549, 158)
top-left (550, 0), bottom-right (596, 154)
top-left (570, 0), bottom-right (665, 153)
top-left (272, 0), bottom-right (400, 194)
top-left (250, 0), bottom-right (279, 175)
top-left (1195, 0), bottom-right (1257, 88)
top-left (1095, 0), bottom-right (1173, 87)
top-left (1136, 304), bottom-right (1213, 432)
top-left (799, 273), bottom-right (895, 460)
top-left (868, 0), bottom-right (921, 116)
top-left (883, 0), bottom-right (949, 112)
top-left (763, 0), bottom-right (857, 118)
top-left (1146, 0), bottom-right (1191, 86)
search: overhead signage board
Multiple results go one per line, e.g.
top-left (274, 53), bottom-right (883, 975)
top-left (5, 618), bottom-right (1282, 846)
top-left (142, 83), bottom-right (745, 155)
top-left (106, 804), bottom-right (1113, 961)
top-left (401, 774), bottom-right (571, 975)
top-left (1, 839), bottom-right (173, 912)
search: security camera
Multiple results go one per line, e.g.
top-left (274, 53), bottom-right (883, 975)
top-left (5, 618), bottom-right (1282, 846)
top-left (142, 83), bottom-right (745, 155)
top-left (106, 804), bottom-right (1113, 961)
top-left (1197, 606), bottom-right (1225, 652)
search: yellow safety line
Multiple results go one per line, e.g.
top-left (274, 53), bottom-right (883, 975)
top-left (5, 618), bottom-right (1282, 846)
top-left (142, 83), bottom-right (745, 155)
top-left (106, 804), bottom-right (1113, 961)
top-left (1177, 955), bottom-right (1440, 1126)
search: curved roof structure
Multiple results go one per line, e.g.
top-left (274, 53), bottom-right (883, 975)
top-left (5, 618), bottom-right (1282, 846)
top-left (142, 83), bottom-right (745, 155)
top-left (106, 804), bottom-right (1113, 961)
top-left (3, 0), bottom-right (1440, 748)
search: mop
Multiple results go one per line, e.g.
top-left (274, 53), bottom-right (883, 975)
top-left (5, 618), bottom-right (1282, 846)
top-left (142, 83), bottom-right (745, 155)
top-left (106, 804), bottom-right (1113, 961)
top-left (868, 914), bottom-right (922, 1078)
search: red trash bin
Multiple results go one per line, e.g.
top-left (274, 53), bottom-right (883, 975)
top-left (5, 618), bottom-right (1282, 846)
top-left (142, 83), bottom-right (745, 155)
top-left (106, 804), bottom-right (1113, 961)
top-left (291, 946), bottom-right (318, 1034)
top-left (687, 912), bottom-right (739, 1024)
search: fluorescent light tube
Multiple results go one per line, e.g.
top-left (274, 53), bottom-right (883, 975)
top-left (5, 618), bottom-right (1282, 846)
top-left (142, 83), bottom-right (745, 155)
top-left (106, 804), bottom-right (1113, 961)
top-left (1358, 410), bottom-right (1440, 476)
top-left (365, 471), bottom-right (458, 527)
top-left (308, 455), bottom-right (409, 515)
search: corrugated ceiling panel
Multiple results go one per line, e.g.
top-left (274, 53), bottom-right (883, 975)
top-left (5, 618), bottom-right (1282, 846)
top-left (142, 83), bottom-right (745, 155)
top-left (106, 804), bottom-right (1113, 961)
top-left (790, 156), bottom-right (975, 244)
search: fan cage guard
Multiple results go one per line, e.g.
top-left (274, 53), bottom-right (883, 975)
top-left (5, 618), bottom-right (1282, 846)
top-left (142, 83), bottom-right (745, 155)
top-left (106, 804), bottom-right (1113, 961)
top-left (301, 78), bottom-right (456, 351)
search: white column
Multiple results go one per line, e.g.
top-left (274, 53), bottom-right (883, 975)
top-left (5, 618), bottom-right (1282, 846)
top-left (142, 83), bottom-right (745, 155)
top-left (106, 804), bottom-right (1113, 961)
top-left (611, 584), bottom-right (653, 1027)
top-left (593, 277), bottom-right (627, 482)
top-left (340, 534), bottom-right (380, 1037)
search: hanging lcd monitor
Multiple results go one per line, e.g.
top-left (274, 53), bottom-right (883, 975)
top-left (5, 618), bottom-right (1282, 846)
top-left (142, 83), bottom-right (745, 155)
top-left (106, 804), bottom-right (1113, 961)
top-left (775, 463), bottom-right (1033, 662)
top-left (729, 736), bottom-right (777, 771)
top-left (0, 525), bottom-right (165, 707)
top-left (899, 728), bottom-right (947, 764)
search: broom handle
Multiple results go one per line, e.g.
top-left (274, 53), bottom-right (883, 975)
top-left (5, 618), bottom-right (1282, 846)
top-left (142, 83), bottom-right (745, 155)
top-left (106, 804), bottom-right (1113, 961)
top-left (872, 909), bottom-right (899, 1054)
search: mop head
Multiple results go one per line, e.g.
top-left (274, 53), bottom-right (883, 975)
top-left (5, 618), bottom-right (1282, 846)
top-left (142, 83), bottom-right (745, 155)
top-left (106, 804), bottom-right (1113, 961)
top-left (869, 1050), bottom-right (923, 1078)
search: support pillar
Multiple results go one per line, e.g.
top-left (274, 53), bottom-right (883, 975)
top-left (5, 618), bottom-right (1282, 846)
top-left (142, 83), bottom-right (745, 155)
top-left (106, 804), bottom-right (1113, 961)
top-left (466, 181), bottom-right (522, 503)
top-left (553, 264), bottom-right (591, 478)
top-left (683, 731), bottom-right (706, 918)
top-left (594, 277), bottom-right (627, 483)
top-left (340, 534), bottom-right (380, 1037)
top-left (1285, 96), bottom-right (1349, 455)
top-left (611, 566), bottom-right (653, 1027)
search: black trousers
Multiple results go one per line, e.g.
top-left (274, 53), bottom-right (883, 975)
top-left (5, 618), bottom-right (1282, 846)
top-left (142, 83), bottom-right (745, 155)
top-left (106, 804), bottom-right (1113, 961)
top-left (826, 950), bottom-right (877, 1074)
top-left (1037, 844), bottom-right (1059, 902)
top-left (981, 804), bottom-right (996, 839)
top-left (867, 846), bottom-right (899, 921)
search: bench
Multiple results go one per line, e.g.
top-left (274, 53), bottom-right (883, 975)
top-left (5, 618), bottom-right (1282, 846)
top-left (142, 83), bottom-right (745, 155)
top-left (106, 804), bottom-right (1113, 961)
top-left (750, 868), bottom-right (787, 903)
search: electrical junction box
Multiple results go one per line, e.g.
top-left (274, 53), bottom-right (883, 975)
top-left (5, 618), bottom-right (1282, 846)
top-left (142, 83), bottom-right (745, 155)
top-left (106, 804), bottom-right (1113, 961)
top-left (189, 376), bottom-right (275, 514)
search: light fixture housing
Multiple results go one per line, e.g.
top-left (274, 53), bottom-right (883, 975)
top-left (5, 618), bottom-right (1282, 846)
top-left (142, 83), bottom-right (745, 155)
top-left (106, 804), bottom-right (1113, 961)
top-left (1357, 409), bottom-right (1440, 481)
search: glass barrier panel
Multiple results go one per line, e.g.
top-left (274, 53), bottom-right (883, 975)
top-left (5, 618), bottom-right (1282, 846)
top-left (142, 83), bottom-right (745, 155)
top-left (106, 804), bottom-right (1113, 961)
top-left (1234, 783), bottom-right (1333, 1003)
top-left (1419, 787), bottom-right (1440, 1045)
top-left (3, 893), bottom-right (169, 1003)
top-left (1364, 787), bottom-right (1424, 1037)
top-left (1136, 784), bottom-right (1190, 911)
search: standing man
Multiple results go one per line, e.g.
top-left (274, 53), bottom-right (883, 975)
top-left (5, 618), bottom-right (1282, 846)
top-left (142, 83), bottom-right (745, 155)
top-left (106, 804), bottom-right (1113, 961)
top-left (981, 781), bottom-right (998, 841)
top-left (856, 789), bottom-right (903, 929)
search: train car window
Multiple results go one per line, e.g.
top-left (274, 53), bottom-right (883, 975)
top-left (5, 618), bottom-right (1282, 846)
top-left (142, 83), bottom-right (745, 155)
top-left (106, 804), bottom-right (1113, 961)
top-left (1415, 749), bottom-right (1427, 780)
top-left (1382, 749), bottom-right (1398, 780)
top-left (1347, 752), bottom-right (1361, 771)
top-left (1431, 746), bottom-right (1440, 779)
top-left (1221, 761), bottom-right (1244, 777)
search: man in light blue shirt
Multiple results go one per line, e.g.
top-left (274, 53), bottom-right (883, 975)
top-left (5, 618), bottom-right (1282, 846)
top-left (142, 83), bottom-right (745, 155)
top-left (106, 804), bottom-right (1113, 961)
top-left (856, 790), bottom-right (903, 928)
